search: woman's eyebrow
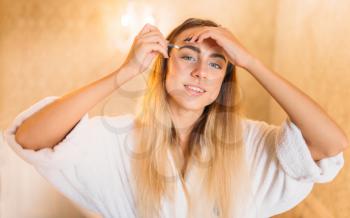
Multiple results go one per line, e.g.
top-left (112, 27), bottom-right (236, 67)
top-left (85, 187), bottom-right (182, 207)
top-left (179, 44), bottom-right (227, 62)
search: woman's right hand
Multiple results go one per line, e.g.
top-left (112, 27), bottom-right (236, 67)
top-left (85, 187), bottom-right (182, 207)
top-left (120, 23), bottom-right (169, 77)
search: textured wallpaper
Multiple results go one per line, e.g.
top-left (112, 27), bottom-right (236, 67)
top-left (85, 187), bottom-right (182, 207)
top-left (0, 0), bottom-right (348, 217)
top-left (271, 1), bottom-right (350, 217)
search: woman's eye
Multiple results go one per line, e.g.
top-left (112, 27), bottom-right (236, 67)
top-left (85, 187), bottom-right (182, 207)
top-left (181, 56), bottom-right (222, 70)
top-left (181, 56), bottom-right (196, 62)
top-left (210, 63), bottom-right (222, 69)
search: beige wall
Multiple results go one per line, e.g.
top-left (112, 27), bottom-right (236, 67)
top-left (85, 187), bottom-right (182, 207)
top-left (272, 1), bottom-right (350, 217)
top-left (0, 0), bottom-right (277, 217)
top-left (0, 0), bottom-right (348, 217)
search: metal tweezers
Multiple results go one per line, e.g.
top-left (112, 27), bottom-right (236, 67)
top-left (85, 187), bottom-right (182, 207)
top-left (168, 43), bottom-right (180, 49)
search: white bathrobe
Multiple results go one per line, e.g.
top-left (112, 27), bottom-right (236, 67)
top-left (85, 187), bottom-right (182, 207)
top-left (3, 96), bottom-right (344, 218)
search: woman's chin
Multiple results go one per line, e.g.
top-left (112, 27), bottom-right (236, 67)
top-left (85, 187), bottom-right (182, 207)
top-left (184, 105), bottom-right (204, 112)
top-left (175, 100), bottom-right (206, 112)
top-left (167, 94), bottom-right (208, 112)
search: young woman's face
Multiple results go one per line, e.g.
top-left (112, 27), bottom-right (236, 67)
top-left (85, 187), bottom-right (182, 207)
top-left (165, 27), bottom-right (228, 112)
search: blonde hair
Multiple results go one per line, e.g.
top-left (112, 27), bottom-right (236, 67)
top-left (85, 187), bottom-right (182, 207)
top-left (130, 18), bottom-right (253, 218)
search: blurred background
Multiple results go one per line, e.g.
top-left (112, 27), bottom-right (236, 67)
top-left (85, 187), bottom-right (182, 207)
top-left (0, 0), bottom-right (349, 217)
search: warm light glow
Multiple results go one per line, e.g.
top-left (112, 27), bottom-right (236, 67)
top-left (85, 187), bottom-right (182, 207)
top-left (116, 1), bottom-right (156, 52)
top-left (121, 2), bottom-right (155, 27)
top-left (121, 14), bottom-right (131, 27)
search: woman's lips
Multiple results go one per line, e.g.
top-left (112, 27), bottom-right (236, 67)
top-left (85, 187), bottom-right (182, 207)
top-left (184, 84), bottom-right (206, 96)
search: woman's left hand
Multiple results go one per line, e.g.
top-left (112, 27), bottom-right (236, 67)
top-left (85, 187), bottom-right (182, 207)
top-left (188, 26), bottom-right (256, 70)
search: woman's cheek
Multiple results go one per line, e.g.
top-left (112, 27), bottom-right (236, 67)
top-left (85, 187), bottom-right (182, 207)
top-left (206, 88), bottom-right (220, 104)
top-left (165, 72), bottom-right (177, 93)
top-left (174, 57), bottom-right (197, 75)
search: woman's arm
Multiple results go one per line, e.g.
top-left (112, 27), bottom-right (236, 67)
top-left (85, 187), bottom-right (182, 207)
top-left (244, 58), bottom-right (349, 161)
top-left (15, 23), bottom-right (169, 151)
top-left (189, 26), bottom-right (349, 161)
top-left (15, 66), bottom-right (133, 151)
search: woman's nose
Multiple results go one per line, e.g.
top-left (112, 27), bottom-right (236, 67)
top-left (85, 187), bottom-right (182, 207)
top-left (191, 62), bottom-right (208, 79)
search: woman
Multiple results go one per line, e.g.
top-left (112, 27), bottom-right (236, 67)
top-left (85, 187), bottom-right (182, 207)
top-left (4, 18), bottom-right (348, 218)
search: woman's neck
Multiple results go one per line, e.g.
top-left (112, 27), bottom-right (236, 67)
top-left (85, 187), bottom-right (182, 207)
top-left (168, 101), bottom-right (203, 150)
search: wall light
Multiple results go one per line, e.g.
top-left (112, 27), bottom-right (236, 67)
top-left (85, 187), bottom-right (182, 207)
top-left (116, 0), bottom-right (156, 52)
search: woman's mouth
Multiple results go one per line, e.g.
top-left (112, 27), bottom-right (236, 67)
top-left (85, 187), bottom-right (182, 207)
top-left (184, 84), bottom-right (207, 96)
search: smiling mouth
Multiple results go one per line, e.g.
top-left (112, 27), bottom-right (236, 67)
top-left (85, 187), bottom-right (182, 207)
top-left (184, 84), bottom-right (207, 96)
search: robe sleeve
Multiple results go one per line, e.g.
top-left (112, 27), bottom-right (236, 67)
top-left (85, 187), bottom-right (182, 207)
top-left (242, 117), bottom-right (344, 217)
top-left (3, 96), bottom-right (136, 216)
top-left (3, 96), bottom-right (91, 169)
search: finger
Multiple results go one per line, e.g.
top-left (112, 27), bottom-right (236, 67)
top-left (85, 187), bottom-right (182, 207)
top-left (138, 24), bottom-right (150, 36)
top-left (139, 23), bottom-right (160, 37)
top-left (141, 27), bottom-right (163, 38)
top-left (197, 31), bottom-right (214, 43)
top-left (190, 28), bottom-right (211, 43)
top-left (189, 33), bottom-right (199, 43)
top-left (144, 42), bottom-right (169, 58)
top-left (140, 31), bottom-right (161, 38)
top-left (218, 26), bottom-right (231, 33)
top-left (190, 32), bottom-right (203, 43)
top-left (139, 27), bottom-right (168, 47)
top-left (140, 33), bottom-right (167, 48)
top-left (141, 36), bottom-right (167, 48)
top-left (191, 30), bottom-right (210, 43)
top-left (183, 34), bottom-right (194, 42)
top-left (139, 23), bottom-right (156, 35)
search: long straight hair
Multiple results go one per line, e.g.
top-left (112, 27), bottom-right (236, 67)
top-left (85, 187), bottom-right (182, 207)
top-left (130, 18), bottom-right (252, 218)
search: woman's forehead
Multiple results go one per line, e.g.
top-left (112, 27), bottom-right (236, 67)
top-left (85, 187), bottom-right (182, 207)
top-left (174, 27), bottom-right (226, 56)
top-left (174, 27), bottom-right (204, 43)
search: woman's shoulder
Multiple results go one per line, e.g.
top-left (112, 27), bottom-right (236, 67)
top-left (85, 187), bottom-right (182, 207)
top-left (240, 116), bottom-right (279, 130)
top-left (89, 113), bottom-right (136, 136)
top-left (240, 117), bottom-right (280, 141)
top-left (88, 113), bottom-right (138, 155)
top-left (239, 117), bottom-right (283, 163)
